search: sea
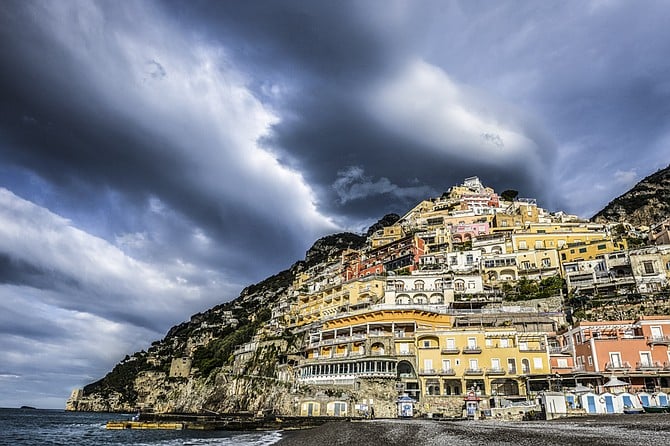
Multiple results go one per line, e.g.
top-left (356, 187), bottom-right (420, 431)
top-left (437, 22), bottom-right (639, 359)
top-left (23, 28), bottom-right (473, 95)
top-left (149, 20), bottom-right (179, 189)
top-left (0, 408), bottom-right (282, 446)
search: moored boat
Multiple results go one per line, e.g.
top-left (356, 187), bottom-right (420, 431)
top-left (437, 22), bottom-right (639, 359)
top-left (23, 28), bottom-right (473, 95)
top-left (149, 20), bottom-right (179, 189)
top-left (642, 405), bottom-right (670, 413)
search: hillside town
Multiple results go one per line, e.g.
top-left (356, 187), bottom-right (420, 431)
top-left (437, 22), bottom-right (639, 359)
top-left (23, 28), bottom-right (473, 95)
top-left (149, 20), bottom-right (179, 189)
top-left (69, 176), bottom-right (670, 420)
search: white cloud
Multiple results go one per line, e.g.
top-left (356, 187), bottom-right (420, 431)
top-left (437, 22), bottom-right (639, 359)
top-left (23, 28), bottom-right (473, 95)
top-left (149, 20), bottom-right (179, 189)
top-left (333, 166), bottom-right (435, 204)
top-left (367, 59), bottom-right (541, 165)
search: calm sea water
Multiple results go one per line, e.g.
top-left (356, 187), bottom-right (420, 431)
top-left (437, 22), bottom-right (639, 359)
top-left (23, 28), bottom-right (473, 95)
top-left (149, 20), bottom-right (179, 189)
top-left (0, 408), bottom-right (282, 446)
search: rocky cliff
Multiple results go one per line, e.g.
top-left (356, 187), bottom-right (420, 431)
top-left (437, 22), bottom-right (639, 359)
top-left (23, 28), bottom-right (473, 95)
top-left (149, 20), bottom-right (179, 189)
top-left (592, 164), bottom-right (670, 226)
top-left (66, 232), bottom-right (365, 413)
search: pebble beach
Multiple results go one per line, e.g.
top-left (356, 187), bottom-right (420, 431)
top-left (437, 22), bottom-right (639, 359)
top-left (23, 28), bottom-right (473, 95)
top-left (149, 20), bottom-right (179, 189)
top-left (275, 415), bottom-right (670, 446)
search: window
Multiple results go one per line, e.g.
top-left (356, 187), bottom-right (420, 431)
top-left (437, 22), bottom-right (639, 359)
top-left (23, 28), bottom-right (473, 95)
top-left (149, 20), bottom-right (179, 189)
top-left (521, 359), bottom-right (530, 373)
top-left (491, 358), bottom-right (501, 370)
top-left (651, 326), bottom-right (663, 339)
top-left (587, 356), bottom-right (593, 365)
top-left (414, 280), bottom-right (424, 290)
top-left (424, 359), bottom-right (433, 371)
top-left (557, 358), bottom-right (568, 368)
top-left (643, 261), bottom-right (655, 275)
top-left (541, 258), bottom-right (551, 268)
top-left (469, 359), bottom-right (479, 370)
top-left (521, 261), bottom-right (530, 270)
top-left (640, 352), bottom-right (652, 367)
top-left (442, 359), bottom-right (451, 371)
top-left (597, 244), bottom-right (606, 250)
top-left (446, 338), bottom-right (456, 349)
top-left (610, 352), bottom-right (622, 367)
top-left (519, 341), bottom-right (528, 350)
top-left (535, 240), bottom-right (544, 249)
top-left (519, 241), bottom-right (527, 250)
top-left (500, 338), bottom-right (509, 348)
top-left (398, 343), bottom-right (409, 354)
top-left (507, 358), bottom-right (517, 373)
top-left (533, 358), bottom-right (543, 369)
top-left (579, 247), bottom-right (587, 253)
top-left (467, 338), bottom-right (477, 349)
top-left (422, 340), bottom-right (432, 348)
top-left (466, 254), bottom-right (474, 264)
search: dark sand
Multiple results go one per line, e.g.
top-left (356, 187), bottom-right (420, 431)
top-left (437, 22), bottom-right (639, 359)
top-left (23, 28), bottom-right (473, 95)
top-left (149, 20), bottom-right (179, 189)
top-left (275, 414), bottom-right (670, 446)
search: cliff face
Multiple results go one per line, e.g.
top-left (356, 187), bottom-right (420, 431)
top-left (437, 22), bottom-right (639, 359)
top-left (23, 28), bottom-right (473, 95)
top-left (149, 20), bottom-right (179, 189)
top-left (67, 233), bottom-right (363, 414)
top-left (592, 164), bottom-right (670, 226)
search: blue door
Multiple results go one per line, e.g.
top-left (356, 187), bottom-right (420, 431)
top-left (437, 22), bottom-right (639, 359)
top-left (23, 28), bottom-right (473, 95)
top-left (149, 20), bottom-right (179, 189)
top-left (566, 395), bottom-right (575, 409)
top-left (622, 395), bottom-right (633, 408)
top-left (659, 394), bottom-right (668, 406)
top-left (587, 395), bottom-right (596, 413)
top-left (640, 395), bottom-right (650, 406)
top-left (604, 395), bottom-right (614, 413)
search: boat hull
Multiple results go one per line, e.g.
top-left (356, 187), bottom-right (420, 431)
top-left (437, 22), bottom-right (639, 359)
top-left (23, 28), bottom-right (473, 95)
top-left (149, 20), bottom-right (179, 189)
top-left (642, 406), bottom-right (670, 413)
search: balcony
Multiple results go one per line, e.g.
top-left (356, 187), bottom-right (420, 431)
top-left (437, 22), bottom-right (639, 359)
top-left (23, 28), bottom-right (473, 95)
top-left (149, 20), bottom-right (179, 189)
top-left (605, 361), bottom-right (631, 372)
top-left (441, 347), bottom-right (460, 355)
top-left (463, 346), bottom-right (482, 354)
top-left (464, 368), bottom-right (484, 375)
top-left (519, 346), bottom-right (546, 352)
top-left (486, 368), bottom-right (506, 376)
top-left (647, 336), bottom-right (670, 346)
top-left (439, 368), bottom-right (456, 376)
top-left (420, 368), bottom-right (438, 375)
top-left (636, 361), bottom-right (663, 371)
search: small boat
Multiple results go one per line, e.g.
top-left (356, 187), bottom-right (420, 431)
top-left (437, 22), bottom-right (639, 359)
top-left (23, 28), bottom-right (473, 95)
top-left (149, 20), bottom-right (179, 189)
top-left (623, 407), bottom-right (643, 414)
top-left (642, 405), bottom-right (670, 413)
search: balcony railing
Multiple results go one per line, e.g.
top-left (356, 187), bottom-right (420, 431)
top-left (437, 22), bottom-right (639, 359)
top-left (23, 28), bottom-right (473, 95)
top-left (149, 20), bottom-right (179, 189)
top-left (440, 368), bottom-right (456, 376)
top-left (519, 346), bottom-right (546, 352)
top-left (636, 361), bottom-right (663, 371)
top-left (605, 361), bottom-right (631, 371)
top-left (647, 336), bottom-right (670, 345)
top-left (441, 348), bottom-right (460, 354)
top-left (464, 368), bottom-right (484, 375)
top-left (420, 368), bottom-right (437, 375)
top-left (486, 368), bottom-right (506, 376)
top-left (463, 346), bottom-right (482, 354)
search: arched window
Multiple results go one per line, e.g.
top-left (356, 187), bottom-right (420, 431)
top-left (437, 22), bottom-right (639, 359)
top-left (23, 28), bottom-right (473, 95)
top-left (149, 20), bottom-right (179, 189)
top-left (414, 294), bottom-right (428, 304)
top-left (413, 280), bottom-right (425, 291)
top-left (429, 293), bottom-right (444, 304)
top-left (396, 294), bottom-right (411, 305)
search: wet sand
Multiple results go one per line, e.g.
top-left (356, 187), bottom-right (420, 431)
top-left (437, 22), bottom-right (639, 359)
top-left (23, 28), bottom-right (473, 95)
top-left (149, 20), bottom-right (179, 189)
top-left (275, 414), bottom-right (670, 446)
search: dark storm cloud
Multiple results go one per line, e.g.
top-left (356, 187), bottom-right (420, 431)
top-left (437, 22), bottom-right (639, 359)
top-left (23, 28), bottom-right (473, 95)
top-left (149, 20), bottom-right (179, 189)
top-left (1, 0), bottom-right (670, 409)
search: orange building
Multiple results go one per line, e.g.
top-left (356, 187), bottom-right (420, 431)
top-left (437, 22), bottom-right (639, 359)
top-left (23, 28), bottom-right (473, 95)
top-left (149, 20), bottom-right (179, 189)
top-left (561, 317), bottom-right (670, 391)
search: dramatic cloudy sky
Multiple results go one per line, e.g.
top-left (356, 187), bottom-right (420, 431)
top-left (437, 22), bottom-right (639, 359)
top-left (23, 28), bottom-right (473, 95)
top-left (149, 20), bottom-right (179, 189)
top-left (1, 0), bottom-right (669, 408)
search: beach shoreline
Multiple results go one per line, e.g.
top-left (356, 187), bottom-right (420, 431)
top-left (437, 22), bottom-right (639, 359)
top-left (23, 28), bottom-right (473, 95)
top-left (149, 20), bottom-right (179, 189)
top-left (274, 415), bottom-right (670, 446)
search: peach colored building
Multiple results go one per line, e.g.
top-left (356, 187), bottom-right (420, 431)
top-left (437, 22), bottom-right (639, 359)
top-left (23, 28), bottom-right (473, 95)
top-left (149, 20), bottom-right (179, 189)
top-left (561, 317), bottom-right (670, 391)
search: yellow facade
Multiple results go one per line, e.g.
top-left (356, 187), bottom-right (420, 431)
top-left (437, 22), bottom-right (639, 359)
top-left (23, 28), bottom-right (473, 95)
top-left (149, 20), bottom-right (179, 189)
top-left (415, 328), bottom-right (550, 398)
top-left (558, 238), bottom-right (628, 263)
top-left (292, 277), bottom-right (386, 327)
top-left (370, 225), bottom-right (405, 248)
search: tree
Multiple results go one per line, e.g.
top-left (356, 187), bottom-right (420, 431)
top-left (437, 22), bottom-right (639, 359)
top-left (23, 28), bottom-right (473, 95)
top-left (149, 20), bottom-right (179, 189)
top-left (501, 189), bottom-right (519, 202)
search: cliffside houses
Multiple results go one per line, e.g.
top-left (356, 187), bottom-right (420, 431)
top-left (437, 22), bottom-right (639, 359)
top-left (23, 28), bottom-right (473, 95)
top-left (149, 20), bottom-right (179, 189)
top-left (227, 176), bottom-right (670, 419)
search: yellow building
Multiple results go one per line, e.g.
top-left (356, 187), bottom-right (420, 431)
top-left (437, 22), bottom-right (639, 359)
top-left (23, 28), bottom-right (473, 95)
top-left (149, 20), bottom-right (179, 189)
top-left (558, 238), bottom-right (628, 264)
top-left (415, 327), bottom-right (550, 401)
top-left (492, 202), bottom-right (540, 230)
top-left (370, 225), bottom-right (405, 248)
top-left (291, 277), bottom-right (386, 327)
